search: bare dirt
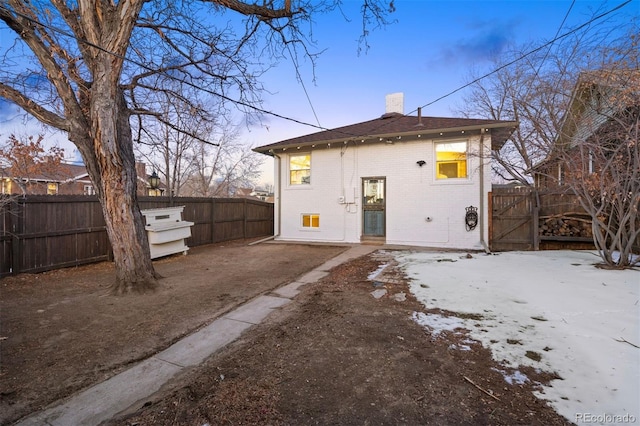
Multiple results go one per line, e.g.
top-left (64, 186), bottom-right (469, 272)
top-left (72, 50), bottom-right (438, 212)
top-left (1, 240), bottom-right (572, 426)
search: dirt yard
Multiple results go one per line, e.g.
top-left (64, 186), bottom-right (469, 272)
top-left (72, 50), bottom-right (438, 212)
top-left (1, 240), bottom-right (571, 425)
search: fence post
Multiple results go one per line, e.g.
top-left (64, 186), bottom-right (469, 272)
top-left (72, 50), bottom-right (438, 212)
top-left (487, 192), bottom-right (493, 251)
top-left (210, 198), bottom-right (216, 244)
top-left (243, 199), bottom-right (247, 239)
top-left (532, 189), bottom-right (540, 251)
top-left (11, 197), bottom-right (23, 275)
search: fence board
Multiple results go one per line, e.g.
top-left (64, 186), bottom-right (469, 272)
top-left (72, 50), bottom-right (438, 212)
top-left (0, 195), bottom-right (273, 277)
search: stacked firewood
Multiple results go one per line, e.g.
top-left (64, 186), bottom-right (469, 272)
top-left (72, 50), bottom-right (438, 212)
top-left (539, 215), bottom-right (593, 238)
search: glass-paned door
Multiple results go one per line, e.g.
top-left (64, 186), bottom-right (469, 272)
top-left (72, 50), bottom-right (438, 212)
top-left (362, 177), bottom-right (385, 237)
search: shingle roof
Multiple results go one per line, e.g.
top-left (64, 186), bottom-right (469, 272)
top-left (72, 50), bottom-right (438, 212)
top-left (254, 113), bottom-right (517, 154)
top-left (0, 162), bottom-right (89, 182)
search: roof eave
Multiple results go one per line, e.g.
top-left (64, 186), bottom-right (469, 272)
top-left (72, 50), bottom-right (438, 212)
top-left (254, 121), bottom-right (518, 155)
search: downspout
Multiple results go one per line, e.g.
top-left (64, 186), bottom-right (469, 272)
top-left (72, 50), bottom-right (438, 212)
top-left (249, 152), bottom-right (281, 246)
top-left (479, 129), bottom-right (491, 253)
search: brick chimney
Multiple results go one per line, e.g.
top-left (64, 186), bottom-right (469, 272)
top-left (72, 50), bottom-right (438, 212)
top-left (385, 92), bottom-right (404, 115)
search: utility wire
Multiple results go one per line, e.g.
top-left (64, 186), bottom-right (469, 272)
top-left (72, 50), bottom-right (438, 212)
top-left (0, 0), bottom-right (633, 141)
top-left (522, 0), bottom-right (575, 99)
top-left (411, 0), bottom-right (632, 115)
top-left (286, 42), bottom-right (323, 129)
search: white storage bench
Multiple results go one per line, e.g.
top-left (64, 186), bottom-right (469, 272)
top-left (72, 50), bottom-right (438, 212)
top-left (141, 206), bottom-right (194, 259)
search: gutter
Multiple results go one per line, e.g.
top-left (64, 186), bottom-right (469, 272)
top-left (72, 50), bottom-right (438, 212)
top-left (479, 129), bottom-right (491, 254)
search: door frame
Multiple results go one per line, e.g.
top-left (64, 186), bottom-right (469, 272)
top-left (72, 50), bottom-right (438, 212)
top-left (361, 176), bottom-right (386, 242)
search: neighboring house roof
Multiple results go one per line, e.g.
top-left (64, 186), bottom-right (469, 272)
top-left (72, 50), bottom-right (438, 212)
top-left (532, 69), bottom-right (639, 172)
top-left (254, 112), bottom-right (517, 154)
top-left (235, 187), bottom-right (253, 197)
top-left (0, 162), bottom-right (90, 183)
top-left (558, 69), bottom-right (639, 148)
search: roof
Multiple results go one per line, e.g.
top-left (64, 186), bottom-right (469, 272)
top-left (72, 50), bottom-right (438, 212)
top-left (559, 69), bottom-right (639, 143)
top-left (0, 162), bottom-right (90, 182)
top-left (254, 113), bottom-right (517, 155)
top-left (531, 68), bottom-right (639, 173)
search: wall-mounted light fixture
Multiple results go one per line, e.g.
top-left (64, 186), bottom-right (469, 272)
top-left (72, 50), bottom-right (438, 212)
top-left (416, 160), bottom-right (426, 167)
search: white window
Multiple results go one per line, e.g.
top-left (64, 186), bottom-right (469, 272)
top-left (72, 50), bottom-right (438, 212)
top-left (436, 141), bottom-right (468, 179)
top-left (84, 185), bottom-right (96, 195)
top-left (301, 213), bottom-right (320, 228)
top-left (290, 154), bottom-right (311, 185)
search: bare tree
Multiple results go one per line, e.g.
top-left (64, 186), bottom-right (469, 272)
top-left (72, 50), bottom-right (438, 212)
top-left (557, 64), bottom-right (640, 269)
top-left (456, 6), bottom-right (635, 185)
top-left (0, 1), bottom-right (393, 294)
top-left (182, 122), bottom-right (264, 197)
top-left (134, 87), bottom-right (216, 199)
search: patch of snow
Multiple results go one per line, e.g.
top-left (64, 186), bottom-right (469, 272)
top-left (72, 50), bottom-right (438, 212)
top-left (611, 251), bottom-right (640, 265)
top-left (492, 368), bottom-right (529, 385)
top-left (411, 312), bottom-right (466, 337)
top-left (398, 250), bottom-right (639, 423)
top-left (449, 343), bottom-right (472, 351)
top-left (368, 262), bottom-right (389, 281)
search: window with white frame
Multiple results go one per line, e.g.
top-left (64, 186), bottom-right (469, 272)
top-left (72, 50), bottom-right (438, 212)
top-left (435, 141), bottom-right (468, 179)
top-left (84, 185), bottom-right (96, 195)
top-left (290, 154), bottom-right (311, 185)
top-left (301, 213), bottom-right (319, 228)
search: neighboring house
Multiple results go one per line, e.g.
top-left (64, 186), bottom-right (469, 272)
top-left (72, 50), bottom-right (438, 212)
top-left (254, 93), bottom-right (517, 250)
top-left (1, 163), bottom-right (94, 195)
top-left (534, 69), bottom-right (639, 189)
top-left (0, 162), bottom-right (163, 196)
top-left (236, 187), bottom-right (274, 203)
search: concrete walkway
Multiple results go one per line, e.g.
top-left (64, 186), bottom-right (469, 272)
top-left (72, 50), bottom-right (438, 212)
top-left (17, 244), bottom-right (377, 426)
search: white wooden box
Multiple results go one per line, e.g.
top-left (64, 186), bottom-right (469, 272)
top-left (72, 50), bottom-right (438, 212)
top-left (141, 206), bottom-right (194, 259)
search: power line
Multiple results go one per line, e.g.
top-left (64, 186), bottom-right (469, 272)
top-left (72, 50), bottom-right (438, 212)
top-left (0, 0), bottom-right (633, 141)
top-left (0, 4), bottom-right (333, 132)
top-left (286, 42), bottom-right (323, 129)
top-left (412, 0), bottom-right (632, 114)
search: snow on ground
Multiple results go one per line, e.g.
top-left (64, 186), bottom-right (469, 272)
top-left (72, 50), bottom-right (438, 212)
top-left (395, 250), bottom-right (639, 425)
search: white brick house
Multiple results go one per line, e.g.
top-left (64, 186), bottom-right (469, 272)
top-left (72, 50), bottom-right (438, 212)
top-left (254, 94), bottom-right (517, 250)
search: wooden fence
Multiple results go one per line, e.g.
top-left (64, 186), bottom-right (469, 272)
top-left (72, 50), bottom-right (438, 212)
top-left (489, 186), bottom-right (640, 252)
top-left (0, 195), bottom-right (274, 277)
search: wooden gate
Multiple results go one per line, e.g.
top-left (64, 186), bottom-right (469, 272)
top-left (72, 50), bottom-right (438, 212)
top-left (490, 187), bottom-right (536, 251)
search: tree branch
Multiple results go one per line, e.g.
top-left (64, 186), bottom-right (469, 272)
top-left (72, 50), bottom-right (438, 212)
top-left (0, 83), bottom-right (68, 130)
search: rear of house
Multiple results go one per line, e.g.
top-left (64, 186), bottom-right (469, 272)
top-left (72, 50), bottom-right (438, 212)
top-left (255, 94), bottom-right (517, 250)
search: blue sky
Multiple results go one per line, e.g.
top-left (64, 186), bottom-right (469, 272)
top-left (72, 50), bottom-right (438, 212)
top-left (241, 0), bottom-right (637, 183)
top-left (247, 0), bottom-right (637, 141)
top-left (1, 0), bottom-right (637, 185)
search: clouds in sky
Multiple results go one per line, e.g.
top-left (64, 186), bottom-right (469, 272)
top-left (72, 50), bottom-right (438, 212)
top-left (437, 19), bottom-right (517, 65)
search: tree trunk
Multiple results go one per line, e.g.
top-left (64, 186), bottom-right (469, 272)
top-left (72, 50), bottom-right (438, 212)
top-left (83, 62), bottom-right (159, 294)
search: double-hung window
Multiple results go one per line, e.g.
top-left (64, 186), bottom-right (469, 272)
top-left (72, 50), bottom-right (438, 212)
top-left (290, 154), bottom-right (311, 185)
top-left (435, 141), bottom-right (468, 179)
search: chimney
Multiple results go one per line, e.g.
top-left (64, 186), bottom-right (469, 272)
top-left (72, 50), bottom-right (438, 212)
top-left (385, 92), bottom-right (404, 115)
